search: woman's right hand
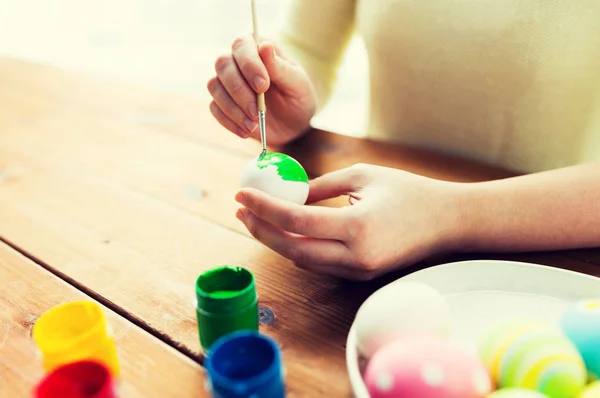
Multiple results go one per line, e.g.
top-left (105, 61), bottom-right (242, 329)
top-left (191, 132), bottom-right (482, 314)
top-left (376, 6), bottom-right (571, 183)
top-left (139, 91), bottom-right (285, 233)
top-left (207, 35), bottom-right (318, 146)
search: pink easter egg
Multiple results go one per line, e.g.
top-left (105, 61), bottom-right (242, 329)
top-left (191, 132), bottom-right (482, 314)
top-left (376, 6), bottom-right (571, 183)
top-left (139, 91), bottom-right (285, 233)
top-left (364, 336), bottom-right (493, 398)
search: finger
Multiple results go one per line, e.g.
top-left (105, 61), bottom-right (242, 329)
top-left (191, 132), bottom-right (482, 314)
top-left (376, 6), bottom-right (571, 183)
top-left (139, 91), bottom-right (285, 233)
top-left (236, 208), bottom-right (354, 267)
top-left (207, 76), bottom-right (258, 136)
top-left (209, 101), bottom-right (248, 138)
top-left (214, 54), bottom-right (259, 121)
top-left (235, 187), bottom-right (353, 240)
top-left (307, 166), bottom-right (369, 204)
top-left (232, 34), bottom-right (270, 93)
top-left (259, 41), bottom-right (306, 93)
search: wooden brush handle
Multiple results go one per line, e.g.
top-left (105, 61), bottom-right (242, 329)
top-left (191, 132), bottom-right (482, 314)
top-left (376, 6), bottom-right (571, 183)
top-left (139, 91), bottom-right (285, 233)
top-left (257, 93), bottom-right (266, 112)
top-left (251, 0), bottom-right (266, 113)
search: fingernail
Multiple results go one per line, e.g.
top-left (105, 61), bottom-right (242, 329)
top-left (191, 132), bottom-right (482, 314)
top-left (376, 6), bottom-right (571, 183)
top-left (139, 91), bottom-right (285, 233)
top-left (254, 76), bottom-right (267, 91)
top-left (235, 208), bottom-right (245, 222)
top-left (249, 102), bottom-right (258, 118)
top-left (245, 119), bottom-right (258, 132)
top-left (235, 191), bottom-right (246, 204)
top-left (236, 126), bottom-right (249, 138)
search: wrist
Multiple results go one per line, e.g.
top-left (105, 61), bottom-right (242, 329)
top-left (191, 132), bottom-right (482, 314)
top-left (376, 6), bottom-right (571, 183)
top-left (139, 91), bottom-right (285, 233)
top-left (436, 180), bottom-right (482, 254)
top-left (449, 180), bottom-right (500, 253)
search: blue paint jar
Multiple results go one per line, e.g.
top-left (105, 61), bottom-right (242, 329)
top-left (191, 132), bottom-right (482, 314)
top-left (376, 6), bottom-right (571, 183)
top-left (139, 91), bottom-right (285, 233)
top-left (204, 331), bottom-right (285, 398)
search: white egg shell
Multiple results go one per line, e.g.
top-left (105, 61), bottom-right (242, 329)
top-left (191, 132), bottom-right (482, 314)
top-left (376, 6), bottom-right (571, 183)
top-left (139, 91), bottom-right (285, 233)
top-left (239, 153), bottom-right (309, 205)
top-left (355, 281), bottom-right (452, 359)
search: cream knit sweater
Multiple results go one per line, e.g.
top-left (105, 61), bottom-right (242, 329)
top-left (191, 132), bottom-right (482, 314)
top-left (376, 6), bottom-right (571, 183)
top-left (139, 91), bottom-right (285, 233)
top-left (278, 0), bottom-right (600, 173)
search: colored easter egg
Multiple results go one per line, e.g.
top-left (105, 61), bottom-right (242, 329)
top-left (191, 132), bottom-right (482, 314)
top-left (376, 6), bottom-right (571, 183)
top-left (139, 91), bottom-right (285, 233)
top-left (478, 320), bottom-right (586, 398)
top-left (364, 336), bottom-right (493, 398)
top-left (354, 281), bottom-right (452, 359)
top-left (581, 381), bottom-right (600, 398)
top-left (487, 388), bottom-right (549, 397)
top-left (559, 299), bottom-right (600, 381)
top-left (239, 152), bottom-right (309, 205)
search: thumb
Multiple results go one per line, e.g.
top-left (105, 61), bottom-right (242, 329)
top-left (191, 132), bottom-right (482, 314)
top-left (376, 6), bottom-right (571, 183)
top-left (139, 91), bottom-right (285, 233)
top-left (259, 41), bottom-right (307, 93)
top-left (307, 166), bottom-right (371, 204)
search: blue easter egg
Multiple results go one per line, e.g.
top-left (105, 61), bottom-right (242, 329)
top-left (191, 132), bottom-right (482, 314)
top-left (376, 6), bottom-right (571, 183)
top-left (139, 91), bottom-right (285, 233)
top-left (560, 299), bottom-right (600, 381)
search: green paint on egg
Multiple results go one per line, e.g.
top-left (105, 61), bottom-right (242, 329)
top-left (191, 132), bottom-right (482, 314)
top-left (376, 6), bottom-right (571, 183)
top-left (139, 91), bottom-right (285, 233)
top-left (256, 152), bottom-right (308, 183)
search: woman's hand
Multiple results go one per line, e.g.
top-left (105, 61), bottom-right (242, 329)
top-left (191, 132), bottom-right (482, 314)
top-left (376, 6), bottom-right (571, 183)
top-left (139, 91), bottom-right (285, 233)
top-left (207, 35), bottom-right (317, 146)
top-left (234, 164), bottom-right (466, 281)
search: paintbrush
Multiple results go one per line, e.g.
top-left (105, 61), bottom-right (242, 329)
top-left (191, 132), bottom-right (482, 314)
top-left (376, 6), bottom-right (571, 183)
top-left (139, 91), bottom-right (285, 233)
top-left (251, 0), bottom-right (267, 157)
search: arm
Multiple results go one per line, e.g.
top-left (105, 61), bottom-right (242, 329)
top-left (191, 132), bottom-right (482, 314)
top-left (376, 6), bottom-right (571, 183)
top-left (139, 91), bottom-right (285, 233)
top-left (458, 161), bottom-right (600, 252)
top-left (277, 0), bottom-right (357, 110)
top-left (234, 161), bottom-right (600, 281)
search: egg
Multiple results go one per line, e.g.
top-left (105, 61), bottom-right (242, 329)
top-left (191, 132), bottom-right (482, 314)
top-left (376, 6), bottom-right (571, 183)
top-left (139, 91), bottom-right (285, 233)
top-left (354, 280), bottom-right (452, 359)
top-left (487, 388), bottom-right (549, 397)
top-left (364, 336), bottom-right (493, 398)
top-left (580, 381), bottom-right (600, 398)
top-left (239, 152), bottom-right (309, 205)
top-left (478, 320), bottom-right (586, 398)
top-left (559, 299), bottom-right (600, 381)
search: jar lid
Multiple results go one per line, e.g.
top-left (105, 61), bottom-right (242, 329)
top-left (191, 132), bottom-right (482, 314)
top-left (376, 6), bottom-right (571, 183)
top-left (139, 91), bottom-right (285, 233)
top-left (205, 331), bottom-right (284, 397)
top-left (195, 266), bottom-right (257, 313)
top-left (32, 301), bottom-right (108, 356)
top-left (34, 360), bottom-right (117, 398)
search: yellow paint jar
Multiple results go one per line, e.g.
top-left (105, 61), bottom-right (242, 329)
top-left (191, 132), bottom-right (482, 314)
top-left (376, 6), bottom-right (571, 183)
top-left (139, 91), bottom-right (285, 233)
top-left (32, 300), bottom-right (120, 376)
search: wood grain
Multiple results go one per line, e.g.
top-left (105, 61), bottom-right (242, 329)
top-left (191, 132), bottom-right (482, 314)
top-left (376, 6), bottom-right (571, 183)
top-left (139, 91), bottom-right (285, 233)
top-left (0, 56), bottom-right (518, 238)
top-left (0, 57), bottom-right (259, 158)
top-left (0, 56), bottom-right (518, 183)
top-left (0, 143), bottom-right (351, 396)
top-left (0, 57), bottom-right (355, 395)
top-left (283, 129), bottom-right (518, 182)
top-left (1, 57), bottom-right (599, 397)
top-left (0, 241), bottom-right (206, 398)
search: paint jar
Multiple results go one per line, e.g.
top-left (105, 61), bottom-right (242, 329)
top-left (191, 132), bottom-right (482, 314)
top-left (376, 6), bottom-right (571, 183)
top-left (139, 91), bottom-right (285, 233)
top-left (32, 301), bottom-right (120, 376)
top-left (195, 265), bottom-right (259, 351)
top-left (34, 360), bottom-right (118, 398)
top-left (205, 331), bottom-right (285, 398)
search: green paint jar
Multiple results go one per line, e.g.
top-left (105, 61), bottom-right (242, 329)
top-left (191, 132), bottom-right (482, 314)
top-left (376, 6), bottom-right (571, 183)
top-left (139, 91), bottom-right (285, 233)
top-left (195, 266), bottom-right (259, 351)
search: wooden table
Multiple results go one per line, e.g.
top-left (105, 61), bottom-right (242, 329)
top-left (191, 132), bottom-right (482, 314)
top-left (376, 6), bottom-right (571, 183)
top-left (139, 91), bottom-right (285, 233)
top-left (1, 57), bottom-right (599, 397)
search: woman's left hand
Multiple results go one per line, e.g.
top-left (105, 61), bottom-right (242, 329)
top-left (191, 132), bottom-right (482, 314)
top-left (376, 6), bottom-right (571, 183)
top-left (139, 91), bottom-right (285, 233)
top-left (235, 163), bottom-right (467, 281)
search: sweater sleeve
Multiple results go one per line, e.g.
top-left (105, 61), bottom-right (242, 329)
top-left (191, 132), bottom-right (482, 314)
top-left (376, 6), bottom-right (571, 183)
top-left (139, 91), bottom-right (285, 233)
top-left (276, 0), bottom-right (357, 110)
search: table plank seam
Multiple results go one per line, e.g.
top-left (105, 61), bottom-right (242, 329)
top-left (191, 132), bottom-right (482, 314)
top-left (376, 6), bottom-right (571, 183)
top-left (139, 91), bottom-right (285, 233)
top-left (0, 235), bottom-right (207, 367)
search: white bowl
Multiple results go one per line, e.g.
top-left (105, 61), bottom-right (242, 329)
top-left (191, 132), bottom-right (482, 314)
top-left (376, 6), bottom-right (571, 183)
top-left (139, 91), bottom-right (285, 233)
top-left (345, 259), bottom-right (600, 397)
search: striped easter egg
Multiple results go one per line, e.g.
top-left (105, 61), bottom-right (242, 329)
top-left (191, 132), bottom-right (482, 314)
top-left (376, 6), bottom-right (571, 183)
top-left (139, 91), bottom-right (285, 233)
top-left (478, 320), bottom-right (586, 398)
